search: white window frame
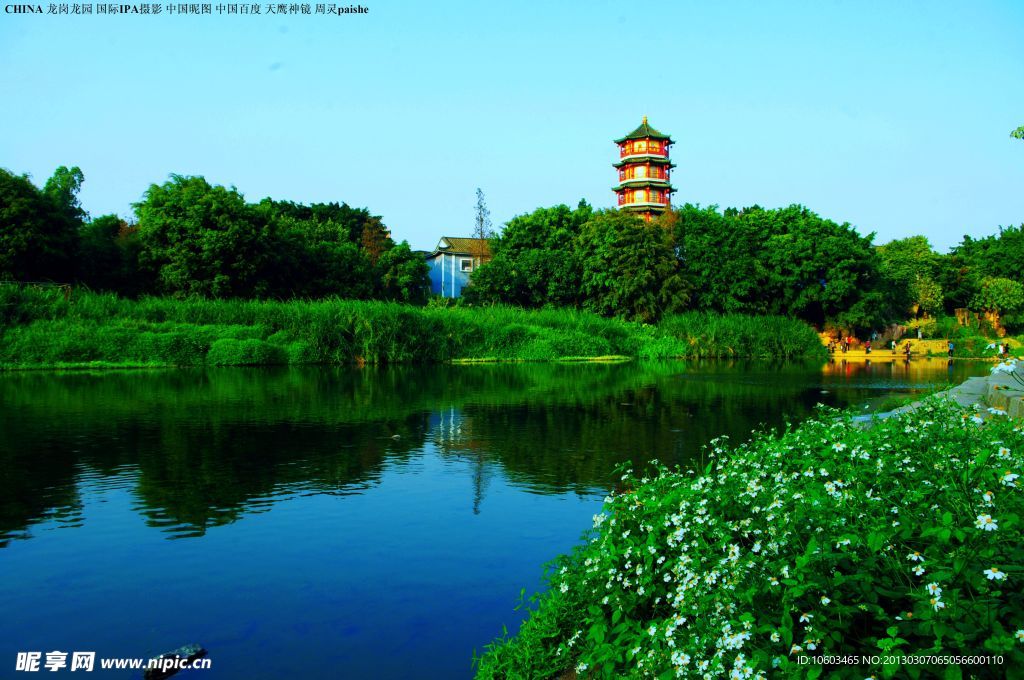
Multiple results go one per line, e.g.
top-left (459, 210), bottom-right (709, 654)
top-left (460, 258), bottom-right (473, 273)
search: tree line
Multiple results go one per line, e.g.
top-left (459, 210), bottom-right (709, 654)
top-left (0, 167), bottom-right (430, 302)
top-left (465, 201), bottom-right (1024, 331)
top-left (2, 165), bottom-right (1022, 332)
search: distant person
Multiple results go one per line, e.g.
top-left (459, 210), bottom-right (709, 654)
top-left (865, 340), bottom-right (872, 354)
top-left (1000, 342), bottom-right (1010, 359)
top-left (904, 342), bottom-right (912, 359)
top-left (891, 339), bottom-right (897, 355)
top-left (948, 341), bottom-right (954, 358)
top-left (917, 327), bottom-right (923, 340)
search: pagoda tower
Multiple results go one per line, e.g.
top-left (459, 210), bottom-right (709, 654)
top-left (612, 117), bottom-right (675, 221)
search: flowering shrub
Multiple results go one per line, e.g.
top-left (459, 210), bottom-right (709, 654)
top-left (477, 399), bottom-right (1024, 679)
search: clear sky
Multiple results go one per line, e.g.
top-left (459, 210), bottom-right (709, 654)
top-left (1, 0), bottom-right (1022, 252)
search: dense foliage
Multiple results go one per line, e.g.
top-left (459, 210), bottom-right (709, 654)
top-left (0, 288), bottom-right (826, 367)
top-left (3, 165), bottom-right (1023, 332)
top-left (0, 167), bottom-right (429, 302)
top-left (468, 201), bottom-right (1024, 332)
top-left (477, 398), bottom-right (1024, 679)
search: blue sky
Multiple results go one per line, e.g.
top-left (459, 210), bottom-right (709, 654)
top-left (2, 0), bottom-right (1022, 252)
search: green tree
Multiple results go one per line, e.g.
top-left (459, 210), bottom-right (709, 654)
top-left (577, 210), bottom-right (687, 323)
top-left (377, 241), bottom-right (430, 303)
top-left (675, 204), bottom-right (884, 327)
top-left (43, 166), bottom-right (87, 223)
top-left (970, 276), bottom-right (1024, 328)
top-left (466, 201), bottom-right (592, 307)
top-left (0, 168), bottom-right (79, 281)
top-left (953, 225), bottom-right (1024, 281)
top-left (672, 204), bottom-right (768, 314)
top-left (877, 235), bottom-right (943, 317)
top-left (136, 175), bottom-right (277, 298)
top-left (1011, 126), bottom-right (1024, 140)
top-left (78, 214), bottom-right (126, 290)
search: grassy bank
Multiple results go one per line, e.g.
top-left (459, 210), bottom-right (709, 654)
top-left (475, 399), bottom-right (1024, 679)
top-left (0, 288), bottom-right (826, 367)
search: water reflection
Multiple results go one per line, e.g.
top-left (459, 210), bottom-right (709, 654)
top-left (0, 359), bottom-right (987, 545)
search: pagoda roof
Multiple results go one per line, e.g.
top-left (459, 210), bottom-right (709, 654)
top-left (614, 117), bottom-right (673, 143)
top-left (613, 156), bottom-right (676, 168)
top-left (613, 180), bottom-right (675, 192)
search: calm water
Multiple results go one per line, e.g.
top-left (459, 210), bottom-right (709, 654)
top-left (0, 359), bottom-right (990, 678)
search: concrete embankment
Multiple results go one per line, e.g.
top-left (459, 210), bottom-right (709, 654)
top-left (860, 361), bottom-right (1024, 423)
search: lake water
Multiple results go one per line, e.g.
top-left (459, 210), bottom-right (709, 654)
top-left (0, 359), bottom-right (991, 678)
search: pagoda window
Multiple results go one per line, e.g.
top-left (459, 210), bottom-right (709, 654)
top-left (634, 141), bottom-right (647, 152)
top-left (650, 142), bottom-right (661, 152)
top-left (634, 189), bottom-right (647, 202)
top-left (635, 166), bottom-right (648, 178)
top-left (619, 170), bottom-right (625, 180)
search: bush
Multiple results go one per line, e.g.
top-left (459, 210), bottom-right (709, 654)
top-left (477, 400), bottom-right (1024, 678)
top-left (206, 338), bottom-right (286, 366)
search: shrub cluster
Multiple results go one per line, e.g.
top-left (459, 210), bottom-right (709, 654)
top-left (477, 399), bottom-right (1024, 679)
top-left (0, 288), bottom-right (827, 367)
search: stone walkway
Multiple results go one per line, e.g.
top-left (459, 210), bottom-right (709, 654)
top-left (854, 361), bottom-right (1024, 424)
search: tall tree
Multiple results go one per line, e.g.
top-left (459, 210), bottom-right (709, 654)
top-left (0, 168), bottom-right (79, 281)
top-left (43, 166), bottom-right (87, 223)
top-left (359, 217), bottom-right (391, 266)
top-left (971, 276), bottom-right (1024, 331)
top-left (577, 210), bottom-right (688, 323)
top-left (876, 235), bottom-right (943, 317)
top-left (472, 188), bottom-right (492, 267)
top-left (1011, 126), bottom-right (1024, 140)
top-left (135, 175), bottom-right (277, 298)
top-left (465, 201), bottom-right (592, 307)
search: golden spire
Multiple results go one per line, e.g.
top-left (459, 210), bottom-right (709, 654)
top-left (642, 115), bottom-right (647, 125)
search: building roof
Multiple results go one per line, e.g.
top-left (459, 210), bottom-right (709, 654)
top-left (613, 156), bottom-right (676, 169)
top-left (614, 116), bottom-right (673, 144)
top-left (425, 236), bottom-right (492, 258)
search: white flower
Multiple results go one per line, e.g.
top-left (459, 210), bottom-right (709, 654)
top-left (984, 568), bottom-right (1007, 581)
top-left (976, 514), bottom-right (999, 531)
top-left (648, 625), bottom-right (658, 636)
top-left (1001, 471), bottom-right (1019, 488)
top-left (577, 662), bottom-right (588, 672)
top-left (820, 596), bottom-right (831, 606)
top-left (912, 564), bottom-right (926, 576)
top-left (1016, 630), bottom-right (1024, 642)
top-left (907, 551), bottom-right (924, 562)
top-left (998, 447), bottom-right (1011, 459)
top-left (930, 597), bottom-right (945, 612)
top-left (770, 631), bottom-right (780, 643)
top-left (926, 583), bottom-right (942, 597)
top-left (799, 612), bottom-right (813, 623)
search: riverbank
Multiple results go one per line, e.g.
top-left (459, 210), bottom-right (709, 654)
top-left (867, 358), bottom-right (1024, 420)
top-left (0, 288), bottom-right (827, 368)
top-left (824, 337), bottom-right (1022, 360)
top-left (475, 395), bottom-right (1024, 678)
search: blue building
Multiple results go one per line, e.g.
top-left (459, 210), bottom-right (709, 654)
top-left (424, 236), bottom-right (490, 298)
